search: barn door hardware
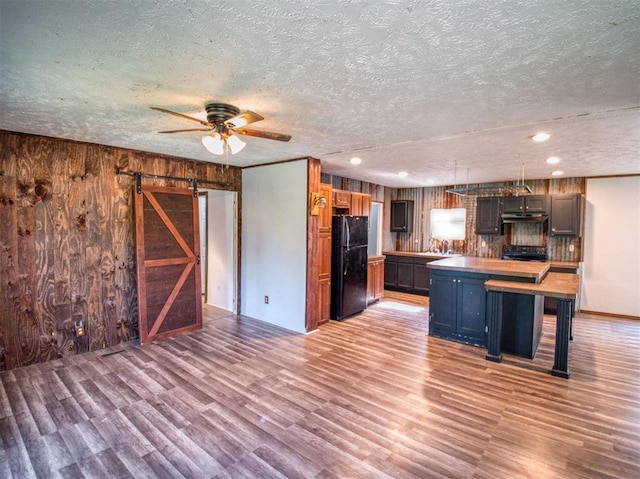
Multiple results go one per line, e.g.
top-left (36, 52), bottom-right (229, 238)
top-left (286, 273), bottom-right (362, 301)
top-left (117, 169), bottom-right (230, 194)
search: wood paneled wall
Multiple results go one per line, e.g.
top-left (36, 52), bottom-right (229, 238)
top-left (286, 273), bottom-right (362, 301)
top-left (0, 130), bottom-right (241, 370)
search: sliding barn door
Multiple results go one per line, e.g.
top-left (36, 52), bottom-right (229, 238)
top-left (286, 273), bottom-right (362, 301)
top-left (135, 185), bottom-right (202, 344)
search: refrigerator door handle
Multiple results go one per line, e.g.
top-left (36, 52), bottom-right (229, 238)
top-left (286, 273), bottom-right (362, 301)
top-left (345, 217), bottom-right (350, 250)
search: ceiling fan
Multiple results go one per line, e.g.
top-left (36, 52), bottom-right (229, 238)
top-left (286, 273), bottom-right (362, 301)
top-left (151, 102), bottom-right (291, 155)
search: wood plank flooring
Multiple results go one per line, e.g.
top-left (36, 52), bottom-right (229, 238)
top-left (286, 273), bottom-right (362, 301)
top-left (1, 296), bottom-right (639, 478)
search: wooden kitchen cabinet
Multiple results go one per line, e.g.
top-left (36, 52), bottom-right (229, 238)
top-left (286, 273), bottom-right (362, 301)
top-left (367, 257), bottom-right (385, 304)
top-left (476, 196), bottom-right (503, 234)
top-left (318, 183), bottom-right (333, 325)
top-left (550, 193), bottom-right (584, 236)
top-left (390, 200), bottom-right (414, 233)
top-left (350, 192), bottom-right (371, 217)
top-left (503, 195), bottom-right (549, 214)
top-left (332, 190), bottom-right (351, 209)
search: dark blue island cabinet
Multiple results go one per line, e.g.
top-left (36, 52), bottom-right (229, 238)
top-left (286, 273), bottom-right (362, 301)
top-left (428, 257), bottom-right (546, 360)
top-left (429, 271), bottom-right (488, 347)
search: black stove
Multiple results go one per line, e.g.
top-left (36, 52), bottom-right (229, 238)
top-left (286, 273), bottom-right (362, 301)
top-left (502, 244), bottom-right (548, 261)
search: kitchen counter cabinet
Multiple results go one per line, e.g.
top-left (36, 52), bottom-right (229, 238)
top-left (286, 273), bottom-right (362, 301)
top-left (427, 257), bottom-right (547, 358)
top-left (429, 270), bottom-right (488, 346)
top-left (383, 251), bottom-right (454, 296)
top-left (367, 256), bottom-right (385, 305)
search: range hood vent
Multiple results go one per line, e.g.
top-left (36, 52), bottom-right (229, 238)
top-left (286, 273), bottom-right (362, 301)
top-left (501, 213), bottom-right (548, 223)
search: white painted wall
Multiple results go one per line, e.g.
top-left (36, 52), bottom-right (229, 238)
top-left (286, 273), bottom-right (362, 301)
top-left (582, 176), bottom-right (640, 317)
top-left (204, 189), bottom-right (237, 312)
top-left (241, 160), bottom-right (308, 333)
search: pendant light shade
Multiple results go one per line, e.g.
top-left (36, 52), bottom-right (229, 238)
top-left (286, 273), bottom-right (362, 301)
top-left (202, 133), bottom-right (224, 155)
top-left (226, 134), bottom-right (246, 154)
top-left (202, 132), bottom-right (246, 155)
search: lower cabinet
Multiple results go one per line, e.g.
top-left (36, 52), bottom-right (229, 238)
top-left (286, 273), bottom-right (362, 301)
top-left (429, 270), bottom-right (488, 347)
top-left (384, 254), bottom-right (441, 296)
top-left (367, 257), bottom-right (385, 304)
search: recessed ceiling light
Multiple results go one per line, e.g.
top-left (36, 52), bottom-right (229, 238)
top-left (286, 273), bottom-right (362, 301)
top-left (551, 170), bottom-right (564, 176)
top-left (398, 171), bottom-right (408, 178)
top-left (425, 179), bottom-right (435, 186)
top-left (532, 133), bottom-right (551, 142)
top-left (546, 156), bottom-right (560, 164)
top-left (350, 157), bottom-right (362, 165)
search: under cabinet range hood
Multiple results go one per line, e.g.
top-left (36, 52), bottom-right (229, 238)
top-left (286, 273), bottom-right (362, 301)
top-left (501, 213), bottom-right (548, 223)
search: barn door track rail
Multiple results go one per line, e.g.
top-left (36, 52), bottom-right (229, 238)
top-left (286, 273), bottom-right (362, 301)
top-left (117, 169), bottom-right (230, 196)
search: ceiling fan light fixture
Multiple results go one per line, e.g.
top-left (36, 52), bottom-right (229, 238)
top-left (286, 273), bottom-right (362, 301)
top-left (202, 133), bottom-right (225, 155)
top-left (226, 133), bottom-right (246, 154)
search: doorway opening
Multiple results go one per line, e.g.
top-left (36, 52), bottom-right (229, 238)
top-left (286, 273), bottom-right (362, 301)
top-left (198, 189), bottom-right (238, 314)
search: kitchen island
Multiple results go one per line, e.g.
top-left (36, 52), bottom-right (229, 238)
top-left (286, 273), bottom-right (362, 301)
top-left (427, 257), bottom-right (549, 357)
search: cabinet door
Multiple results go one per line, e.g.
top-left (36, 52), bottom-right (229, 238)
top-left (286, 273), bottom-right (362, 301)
top-left (457, 276), bottom-right (487, 345)
top-left (412, 258), bottom-right (430, 295)
top-left (525, 195), bottom-right (549, 213)
top-left (397, 258), bottom-right (414, 289)
top-left (350, 193), bottom-right (363, 216)
top-left (384, 256), bottom-right (398, 288)
top-left (374, 261), bottom-right (384, 300)
top-left (333, 190), bottom-right (350, 208)
top-left (361, 195), bottom-right (371, 219)
top-left (503, 196), bottom-right (524, 213)
top-left (429, 273), bottom-right (457, 335)
top-left (319, 183), bottom-right (333, 231)
top-left (476, 197), bottom-right (503, 234)
top-left (318, 279), bottom-right (331, 325)
top-left (318, 230), bottom-right (332, 325)
top-left (550, 194), bottom-right (582, 236)
top-left (390, 200), bottom-right (414, 233)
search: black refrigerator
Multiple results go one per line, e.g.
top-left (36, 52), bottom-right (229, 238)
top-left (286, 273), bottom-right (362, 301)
top-left (331, 215), bottom-right (368, 321)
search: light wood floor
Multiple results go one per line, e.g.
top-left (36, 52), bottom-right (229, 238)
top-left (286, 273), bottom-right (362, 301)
top-left (1, 295), bottom-right (639, 478)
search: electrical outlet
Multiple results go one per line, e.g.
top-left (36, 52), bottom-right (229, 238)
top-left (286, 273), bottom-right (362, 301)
top-left (481, 240), bottom-right (486, 248)
top-left (569, 244), bottom-right (575, 252)
top-left (264, 295), bottom-right (269, 304)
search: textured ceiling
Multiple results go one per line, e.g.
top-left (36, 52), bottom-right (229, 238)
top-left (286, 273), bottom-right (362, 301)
top-left (1, 0), bottom-right (639, 188)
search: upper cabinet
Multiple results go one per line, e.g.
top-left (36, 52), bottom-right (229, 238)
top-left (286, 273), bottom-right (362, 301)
top-left (503, 195), bottom-right (549, 214)
top-left (331, 189), bottom-right (372, 217)
top-left (350, 192), bottom-right (371, 217)
top-left (332, 190), bottom-right (350, 209)
top-left (550, 193), bottom-right (584, 236)
top-left (476, 196), bottom-right (503, 234)
top-left (390, 200), bottom-right (414, 233)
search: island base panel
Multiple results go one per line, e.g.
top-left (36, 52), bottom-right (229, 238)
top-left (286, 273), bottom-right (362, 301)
top-left (501, 293), bottom-right (544, 359)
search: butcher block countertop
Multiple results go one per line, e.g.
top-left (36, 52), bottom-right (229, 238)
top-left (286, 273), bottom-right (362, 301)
top-left (382, 251), bottom-right (461, 259)
top-left (485, 272), bottom-right (579, 299)
top-left (427, 256), bottom-right (550, 282)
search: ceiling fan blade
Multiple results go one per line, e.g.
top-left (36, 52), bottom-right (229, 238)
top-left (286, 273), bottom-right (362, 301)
top-left (158, 128), bottom-right (213, 134)
top-left (235, 128), bottom-right (291, 142)
top-left (150, 107), bottom-right (210, 127)
top-left (225, 110), bottom-right (264, 128)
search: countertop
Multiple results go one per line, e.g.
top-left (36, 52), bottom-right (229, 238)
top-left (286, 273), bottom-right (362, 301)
top-left (382, 251), bottom-right (462, 259)
top-left (427, 256), bottom-right (550, 282)
top-left (485, 272), bottom-right (579, 299)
